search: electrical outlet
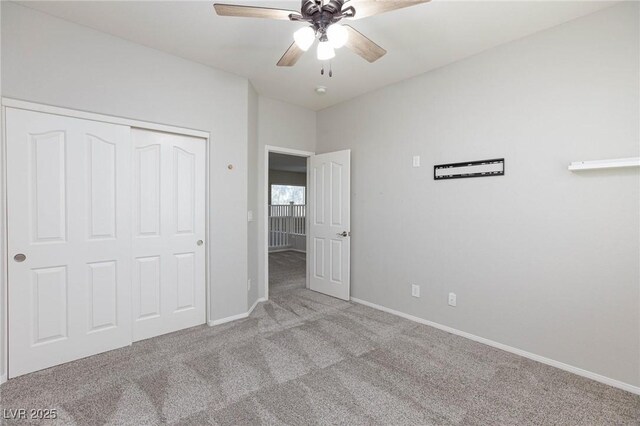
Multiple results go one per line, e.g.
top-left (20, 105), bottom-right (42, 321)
top-left (247, 279), bottom-right (252, 291)
top-left (411, 284), bottom-right (420, 298)
top-left (448, 292), bottom-right (457, 307)
top-left (412, 155), bottom-right (421, 167)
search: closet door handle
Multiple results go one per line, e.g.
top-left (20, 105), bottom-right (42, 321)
top-left (197, 240), bottom-right (204, 246)
top-left (14, 253), bottom-right (26, 262)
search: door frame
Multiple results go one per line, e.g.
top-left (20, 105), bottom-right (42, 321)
top-left (0, 98), bottom-right (212, 382)
top-left (263, 145), bottom-right (315, 301)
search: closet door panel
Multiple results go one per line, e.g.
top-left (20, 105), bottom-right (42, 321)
top-left (7, 108), bottom-right (132, 378)
top-left (132, 128), bottom-right (206, 342)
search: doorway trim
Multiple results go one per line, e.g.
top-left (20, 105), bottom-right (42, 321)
top-left (263, 145), bottom-right (315, 301)
top-left (0, 98), bottom-right (212, 383)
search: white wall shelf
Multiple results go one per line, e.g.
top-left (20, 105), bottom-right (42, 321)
top-left (568, 157), bottom-right (640, 171)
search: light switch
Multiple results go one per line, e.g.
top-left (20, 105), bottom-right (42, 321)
top-left (413, 155), bottom-right (421, 167)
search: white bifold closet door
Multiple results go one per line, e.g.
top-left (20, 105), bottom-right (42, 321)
top-left (6, 110), bottom-right (207, 378)
top-left (131, 128), bottom-right (206, 342)
top-left (7, 108), bottom-right (132, 378)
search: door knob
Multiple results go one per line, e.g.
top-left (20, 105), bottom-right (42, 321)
top-left (337, 231), bottom-right (349, 237)
top-left (14, 253), bottom-right (26, 262)
top-left (197, 240), bottom-right (204, 246)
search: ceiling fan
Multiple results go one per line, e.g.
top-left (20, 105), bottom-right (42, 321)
top-left (213, 0), bottom-right (429, 67)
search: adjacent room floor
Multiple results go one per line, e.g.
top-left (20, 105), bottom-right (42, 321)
top-left (1, 286), bottom-right (638, 425)
top-left (269, 250), bottom-right (306, 295)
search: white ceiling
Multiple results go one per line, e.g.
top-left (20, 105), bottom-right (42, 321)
top-left (19, 0), bottom-right (616, 110)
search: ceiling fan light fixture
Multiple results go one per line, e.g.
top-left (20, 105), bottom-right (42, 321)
top-left (327, 24), bottom-right (348, 49)
top-left (293, 26), bottom-right (315, 51)
top-left (317, 40), bottom-right (335, 60)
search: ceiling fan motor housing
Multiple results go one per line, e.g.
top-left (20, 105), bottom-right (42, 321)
top-left (321, 0), bottom-right (344, 15)
top-left (296, 0), bottom-right (354, 35)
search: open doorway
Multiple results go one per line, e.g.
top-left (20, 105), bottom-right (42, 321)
top-left (267, 152), bottom-right (308, 296)
top-left (263, 146), bottom-right (350, 302)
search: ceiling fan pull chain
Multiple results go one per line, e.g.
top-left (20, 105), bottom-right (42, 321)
top-left (329, 61), bottom-right (333, 77)
top-left (320, 64), bottom-right (324, 75)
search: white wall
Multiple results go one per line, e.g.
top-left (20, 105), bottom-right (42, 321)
top-left (317, 3), bottom-right (639, 387)
top-left (1, 1), bottom-right (251, 355)
top-left (247, 84), bottom-right (260, 308)
top-left (257, 97), bottom-right (316, 298)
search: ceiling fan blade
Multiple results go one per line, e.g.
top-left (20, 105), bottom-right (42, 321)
top-left (346, 0), bottom-right (430, 19)
top-left (343, 25), bottom-right (386, 63)
top-left (277, 42), bottom-right (305, 67)
top-left (213, 3), bottom-right (298, 20)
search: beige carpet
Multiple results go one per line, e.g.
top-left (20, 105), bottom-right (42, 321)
top-left (0, 255), bottom-right (638, 425)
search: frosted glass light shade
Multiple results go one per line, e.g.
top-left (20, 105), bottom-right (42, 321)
top-left (317, 40), bottom-right (335, 60)
top-left (327, 24), bottom-right (348, 49)
top-left (293, 27), bottom-right (315, 51)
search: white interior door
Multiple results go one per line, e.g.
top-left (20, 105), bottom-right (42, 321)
top-left (308, 150), bottom-right (351, 300)
top-left (131, 128), bottom-right (206, 342)
top-left (7, 108), bottom-right (132, 378)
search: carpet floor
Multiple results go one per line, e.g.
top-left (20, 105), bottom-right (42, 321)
top-left (269, 251), bottom-right (306, 295)
top-left (1, 254), bottom-right (638, 425)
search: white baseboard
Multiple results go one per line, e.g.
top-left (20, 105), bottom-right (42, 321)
top-left (0, 374), bottom-right (6, 385)
top-left (209, 312), bottom-right (247, 326)
top-left (350, 297), bottom-right (640, 396)
top-left (247, 296), bottom-right (266, 316)
top-left (208, 297), bottom-right (267, 326)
